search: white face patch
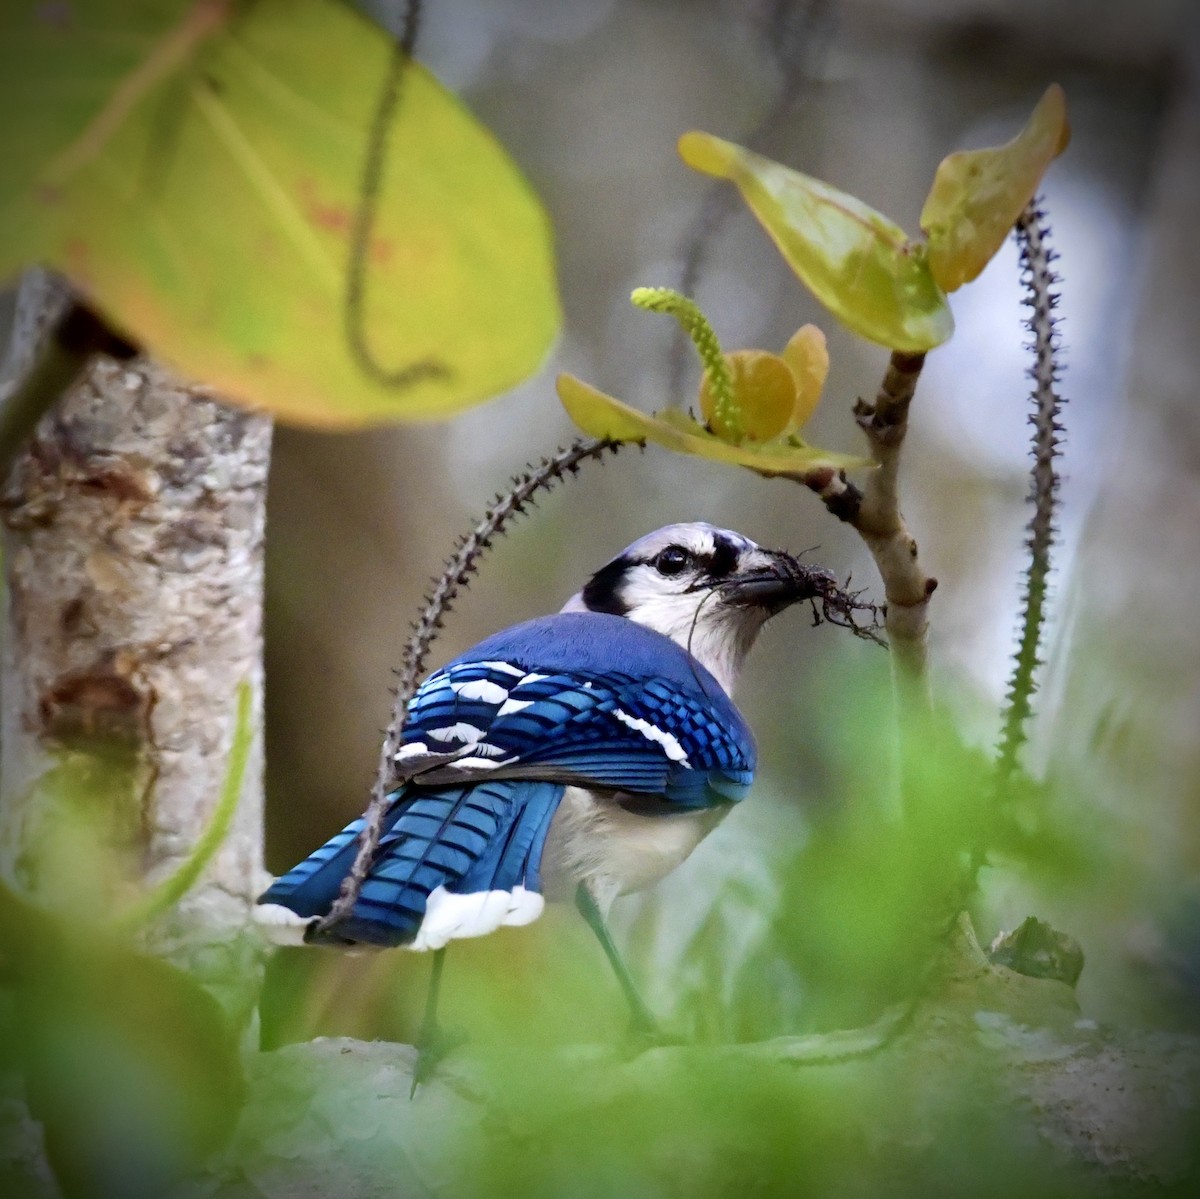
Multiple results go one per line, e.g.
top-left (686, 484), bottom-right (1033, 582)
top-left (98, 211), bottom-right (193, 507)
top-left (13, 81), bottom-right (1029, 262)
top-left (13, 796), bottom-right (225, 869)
top-left (611, 707), bottom-right (690, 765)
top-left (563, 522), bottom-right (781, 696)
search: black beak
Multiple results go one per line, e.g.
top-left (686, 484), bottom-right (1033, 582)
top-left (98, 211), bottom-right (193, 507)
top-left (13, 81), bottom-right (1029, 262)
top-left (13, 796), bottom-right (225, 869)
top-left (720, 550), bottom-right (836, 615)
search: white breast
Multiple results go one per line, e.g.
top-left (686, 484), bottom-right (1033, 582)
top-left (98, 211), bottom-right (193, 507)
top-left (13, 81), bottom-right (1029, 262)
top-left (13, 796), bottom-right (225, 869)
top-left (540, 786), bottom-right (729, 914)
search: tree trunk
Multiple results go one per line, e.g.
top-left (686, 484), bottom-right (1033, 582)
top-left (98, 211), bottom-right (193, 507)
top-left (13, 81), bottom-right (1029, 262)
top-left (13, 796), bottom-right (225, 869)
top-left (0, 272), bottom-right (271, 1023)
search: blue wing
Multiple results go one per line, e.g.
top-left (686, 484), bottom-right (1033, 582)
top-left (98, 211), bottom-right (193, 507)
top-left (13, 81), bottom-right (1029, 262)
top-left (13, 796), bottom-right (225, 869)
top-left (259, 613), bottom-right (756, 948)
top-left (259, 778), bottom-right (563, 948)
top-left (394, 612), bottom-right (756, 808)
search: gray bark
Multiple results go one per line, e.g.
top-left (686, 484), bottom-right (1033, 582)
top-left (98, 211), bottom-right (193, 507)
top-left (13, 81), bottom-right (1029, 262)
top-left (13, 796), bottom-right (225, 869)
top-left (0, 273), bottom-right (271, 1022)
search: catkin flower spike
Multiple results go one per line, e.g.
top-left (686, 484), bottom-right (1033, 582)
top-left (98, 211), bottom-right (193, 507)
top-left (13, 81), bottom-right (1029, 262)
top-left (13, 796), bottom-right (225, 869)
top-left (631, 287), bottom-right (740, 438)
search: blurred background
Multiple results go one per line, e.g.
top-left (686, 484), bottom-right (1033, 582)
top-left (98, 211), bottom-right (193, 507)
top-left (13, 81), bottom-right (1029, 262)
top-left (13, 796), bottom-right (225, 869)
top-left (252, 0), bottom-right (1199, 1048)
top-left (5, 0), bottom-right (1195, 1055)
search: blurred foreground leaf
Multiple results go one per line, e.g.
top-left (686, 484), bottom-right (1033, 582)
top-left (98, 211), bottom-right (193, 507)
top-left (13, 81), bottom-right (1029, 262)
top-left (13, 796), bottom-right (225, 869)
top-left (0, 884), bottom-right (243, 1199)
top-left (0, 689), bottom-right (253, 1197)
top-left (678, 132), bottom-right (954, 352)
top-left (0, 0), bottom-right (559, 425)
top-left (775, 707), bottom-right (988, 1027)
top-left (921, 85), bottom-right (1070, 291)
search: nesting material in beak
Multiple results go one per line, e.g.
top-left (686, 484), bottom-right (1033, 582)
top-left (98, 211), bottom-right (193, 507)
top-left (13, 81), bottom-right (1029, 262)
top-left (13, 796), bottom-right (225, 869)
top-left (721, 550), bottom-right (838, 615)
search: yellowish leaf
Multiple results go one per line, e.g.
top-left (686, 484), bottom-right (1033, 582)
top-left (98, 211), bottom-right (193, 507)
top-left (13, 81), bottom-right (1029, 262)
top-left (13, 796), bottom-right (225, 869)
top-left (699, 350), bottom-right (797, 442)
top-left (557, 373), bottom-right (871, 480)
top-left (780, 325), bottom-right (829, 432)
top-left (678, 131), bottom-right (953, 352)
top-left (920, 84), bottom-right (1070, 291)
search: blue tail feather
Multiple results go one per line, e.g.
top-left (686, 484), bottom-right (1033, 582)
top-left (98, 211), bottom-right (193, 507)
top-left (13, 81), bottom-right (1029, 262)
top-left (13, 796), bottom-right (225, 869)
top-left (258, 780), bottom-right (565, 948)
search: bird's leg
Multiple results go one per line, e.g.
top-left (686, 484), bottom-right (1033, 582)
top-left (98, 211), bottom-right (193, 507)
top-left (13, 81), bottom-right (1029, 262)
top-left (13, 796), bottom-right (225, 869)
top-left (574, 884), bottom-right (662, 1043)
top-left (410, 948), bottom-right (464, 1095)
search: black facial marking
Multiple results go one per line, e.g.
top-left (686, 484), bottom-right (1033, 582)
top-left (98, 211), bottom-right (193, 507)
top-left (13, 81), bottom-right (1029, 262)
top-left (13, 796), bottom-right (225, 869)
top-left (581, 556), bottom-right (631, 616)
top-left (706, 535), bottom-right (739, 579)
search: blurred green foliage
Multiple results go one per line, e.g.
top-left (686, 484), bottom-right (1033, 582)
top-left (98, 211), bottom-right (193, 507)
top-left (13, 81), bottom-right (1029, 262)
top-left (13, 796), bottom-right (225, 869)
top-left (0, 878), bottom-right (244, 1199)
top-left (0, 686), bottom-right (253, 1198)
top-left (241, 658), bottom-right (1200, 1197)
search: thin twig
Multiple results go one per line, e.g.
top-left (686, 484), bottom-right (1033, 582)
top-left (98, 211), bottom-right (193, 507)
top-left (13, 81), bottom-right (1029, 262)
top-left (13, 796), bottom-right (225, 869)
top-left (800, 351), bottom-right (937, 707)
top-left (944, 201), bottom-right (1067, 958)
top-left (315, 437), bottom-right (626, 936)
top-left (344, 0), bottom-right (448, 388)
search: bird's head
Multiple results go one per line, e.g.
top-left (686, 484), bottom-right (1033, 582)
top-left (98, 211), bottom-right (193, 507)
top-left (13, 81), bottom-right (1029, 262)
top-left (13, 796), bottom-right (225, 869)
top-left (561, 522), bottom-right (833, 694)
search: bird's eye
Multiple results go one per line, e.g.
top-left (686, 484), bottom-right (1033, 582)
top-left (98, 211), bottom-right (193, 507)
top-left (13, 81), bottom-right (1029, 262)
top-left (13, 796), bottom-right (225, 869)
top-left (654, 546), bottom-right (692, 576)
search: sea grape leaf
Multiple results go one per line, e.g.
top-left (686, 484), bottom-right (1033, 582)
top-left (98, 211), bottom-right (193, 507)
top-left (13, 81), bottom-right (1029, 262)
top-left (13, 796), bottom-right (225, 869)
top-left (698, 350), bottom-right (798, 442)
top-left (0, 0), bottom-right (195, 208)
top-left (678, 132), bottom-right (953, 353)
top-left (921, 84), bottom-right (1070, 291)
top-left (0, 0), bottom-right (560, 425)
top-left (557, 373), bottom-right (870, 481)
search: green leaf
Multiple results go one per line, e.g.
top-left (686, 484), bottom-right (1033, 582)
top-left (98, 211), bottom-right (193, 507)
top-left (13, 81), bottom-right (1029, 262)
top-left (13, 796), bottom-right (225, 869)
top-left (557, 373), bottom-right (871, 481)
top-left (921, 85), bottom-right (1070, 291)
top-left (678, 132), bottom-right (954, 352)
top-left (0, 0), bottom-right (560, 425)
top-left (0, 881), bottom-right (244, 1197)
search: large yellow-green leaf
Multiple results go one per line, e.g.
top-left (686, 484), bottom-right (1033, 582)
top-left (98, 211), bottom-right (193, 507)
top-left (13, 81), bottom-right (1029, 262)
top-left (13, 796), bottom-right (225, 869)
top-left (0, 0), bottom-right (195, 206)
top-left (557, 373), bottom-right (871, 481)
top-left (920, 84), bottom-right (1070, 291)
top-left (0, 0), bottom-right (559, 425)
top-left (678, 132), bottom-right (953, 353)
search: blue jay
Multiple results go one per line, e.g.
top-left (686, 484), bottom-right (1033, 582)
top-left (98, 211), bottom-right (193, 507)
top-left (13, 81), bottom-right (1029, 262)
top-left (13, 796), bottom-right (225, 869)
top-left (258, 523), bottom-right (827, 1064)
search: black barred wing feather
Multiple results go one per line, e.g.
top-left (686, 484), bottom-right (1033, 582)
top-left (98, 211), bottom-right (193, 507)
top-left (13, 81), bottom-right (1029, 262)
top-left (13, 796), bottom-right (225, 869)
top-left (395, 659), bottom-right (756, 809)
